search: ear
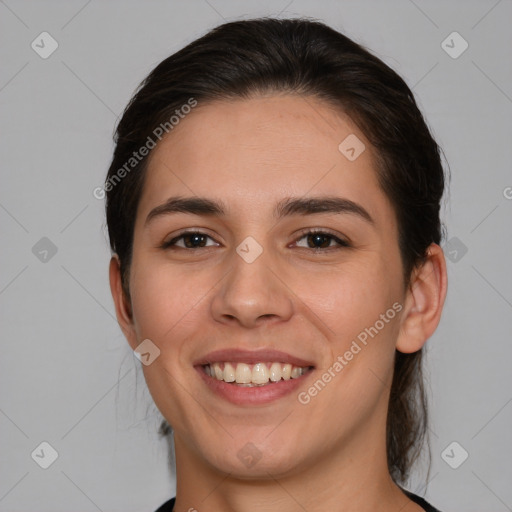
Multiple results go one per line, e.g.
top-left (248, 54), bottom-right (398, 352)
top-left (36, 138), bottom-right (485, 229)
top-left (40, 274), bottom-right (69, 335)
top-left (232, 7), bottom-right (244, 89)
top-left (109, 255), bottom-right (138, 350)
top-left (396, 243), bottom-right (448, 354)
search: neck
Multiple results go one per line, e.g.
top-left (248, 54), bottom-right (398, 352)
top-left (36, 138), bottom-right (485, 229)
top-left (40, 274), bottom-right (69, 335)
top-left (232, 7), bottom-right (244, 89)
top-left (171, 409), bottom-right (420, 512)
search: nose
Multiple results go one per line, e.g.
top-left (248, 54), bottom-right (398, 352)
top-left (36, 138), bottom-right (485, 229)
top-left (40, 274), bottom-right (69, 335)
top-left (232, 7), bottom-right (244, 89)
top-left (210, 248), bottom-right (294, 329)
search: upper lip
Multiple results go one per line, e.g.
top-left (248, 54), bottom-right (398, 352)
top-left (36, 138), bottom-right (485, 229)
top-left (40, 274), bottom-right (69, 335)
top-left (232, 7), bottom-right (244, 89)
top-left (194, 349), bottom-right (315, 368)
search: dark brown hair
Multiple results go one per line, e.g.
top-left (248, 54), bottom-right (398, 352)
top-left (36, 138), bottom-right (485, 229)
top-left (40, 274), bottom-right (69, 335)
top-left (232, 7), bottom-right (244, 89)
top-left (105, 17), bottom-right (447, 484)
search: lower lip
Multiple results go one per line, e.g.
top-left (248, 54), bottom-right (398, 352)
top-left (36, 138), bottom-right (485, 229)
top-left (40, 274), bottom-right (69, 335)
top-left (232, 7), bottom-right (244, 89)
top-left (195, 366), bottom-right (312, 405)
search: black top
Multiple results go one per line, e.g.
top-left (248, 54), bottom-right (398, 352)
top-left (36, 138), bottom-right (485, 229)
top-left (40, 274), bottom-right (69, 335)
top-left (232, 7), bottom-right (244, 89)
top-left (155, 489), bottom-right (441, 511)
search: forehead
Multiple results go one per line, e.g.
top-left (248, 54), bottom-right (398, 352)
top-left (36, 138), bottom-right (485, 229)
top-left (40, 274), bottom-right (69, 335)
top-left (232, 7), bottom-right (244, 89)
top-left (138, 94), bottom-right (392, 225)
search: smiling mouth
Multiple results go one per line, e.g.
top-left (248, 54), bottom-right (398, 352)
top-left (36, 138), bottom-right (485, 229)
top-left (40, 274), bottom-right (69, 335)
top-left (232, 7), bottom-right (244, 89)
top-left (202, 361), bottom-right (314, 387)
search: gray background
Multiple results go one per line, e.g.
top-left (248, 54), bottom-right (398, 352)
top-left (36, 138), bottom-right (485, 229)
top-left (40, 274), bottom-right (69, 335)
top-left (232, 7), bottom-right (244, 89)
top-left (1, 1), bottom-right (511, 511)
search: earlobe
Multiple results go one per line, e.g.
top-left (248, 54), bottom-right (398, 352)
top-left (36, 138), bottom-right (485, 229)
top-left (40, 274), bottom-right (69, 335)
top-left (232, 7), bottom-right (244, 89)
top-left (396, 243), bottom-right (448, 354)
top-left (109, 255), bottom-right (138, 349)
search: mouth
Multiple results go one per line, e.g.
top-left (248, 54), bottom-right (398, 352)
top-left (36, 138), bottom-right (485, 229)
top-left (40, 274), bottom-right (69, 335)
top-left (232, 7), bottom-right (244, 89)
top-left (194, 349), bottom-right (315, 405)
top-left (201, 361), bottom-right (314, 387)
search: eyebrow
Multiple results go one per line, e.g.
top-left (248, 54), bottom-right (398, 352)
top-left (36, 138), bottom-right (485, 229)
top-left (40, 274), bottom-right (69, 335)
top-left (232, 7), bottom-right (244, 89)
top-left (145, 195), bottom-right (374, 226)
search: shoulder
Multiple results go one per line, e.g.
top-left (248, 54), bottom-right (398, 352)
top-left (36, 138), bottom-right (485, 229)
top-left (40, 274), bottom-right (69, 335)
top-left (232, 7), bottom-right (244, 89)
top-left (403, 489), bottom-right (443, 512)
top-left (154, 497), bottom-right (175, 512)
top-left (154, 493), bottom-right (442, 512)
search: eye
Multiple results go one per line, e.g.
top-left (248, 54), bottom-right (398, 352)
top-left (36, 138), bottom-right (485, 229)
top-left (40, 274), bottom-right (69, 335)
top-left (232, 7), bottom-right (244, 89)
top-left (160, 231), bottom-right (219, 249)
top-left (160, 229), bottom-right (350, 251)
top-left (294, 230), bottom-right (350, 250)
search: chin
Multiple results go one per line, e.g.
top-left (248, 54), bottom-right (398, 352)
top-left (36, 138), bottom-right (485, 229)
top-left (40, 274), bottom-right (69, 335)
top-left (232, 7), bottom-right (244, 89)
top-left (197, 435), bottom-right (309, 479)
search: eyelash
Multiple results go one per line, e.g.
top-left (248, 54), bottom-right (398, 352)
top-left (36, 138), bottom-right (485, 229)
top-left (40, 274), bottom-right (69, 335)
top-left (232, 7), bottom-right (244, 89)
top-left (160, 229), bottom-right (351, 252)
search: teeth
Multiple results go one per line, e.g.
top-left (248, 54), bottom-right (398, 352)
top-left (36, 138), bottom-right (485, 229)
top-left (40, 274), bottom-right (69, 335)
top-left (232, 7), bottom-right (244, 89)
top-left (204, 361), bottom-right (310, 385)
top-left (269, 362), bottom-right (282, 382)
top-left (252, 363), bottom-right (269, 384)
top-left (223, 362), bottom-right (236, 382)
top-left (214, 363), bottom-right (223, 380)
top-left (282, 363), bottom-right (292, 380)
top-left (290, 366), bottom-right (302, 378)
top-left (235, 363), bottom-right (252, 384)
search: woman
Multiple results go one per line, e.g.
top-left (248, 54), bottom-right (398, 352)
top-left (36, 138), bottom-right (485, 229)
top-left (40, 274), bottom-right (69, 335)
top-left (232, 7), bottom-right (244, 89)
top-left (106, 18), bottom-right (448, 512)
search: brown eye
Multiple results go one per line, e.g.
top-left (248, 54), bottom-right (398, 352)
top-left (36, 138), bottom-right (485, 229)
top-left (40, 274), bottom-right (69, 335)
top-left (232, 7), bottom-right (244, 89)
top-left (295, 231), bottom-right (350, 250)
top-left (161, 231), bottom-right (218, 249)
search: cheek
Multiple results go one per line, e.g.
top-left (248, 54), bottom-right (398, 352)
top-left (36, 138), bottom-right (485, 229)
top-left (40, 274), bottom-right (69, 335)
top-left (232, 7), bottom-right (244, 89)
top-left (295, 260), bottom-right (400, 338)
top-left (128, 264), bottom-right (213, 428)
top-left (128, 257), bottom-right (220, 360)
top-left (294, 257), bottom-right (402, 402)
top-left (295, 264), bottom-right (401, 417)
top-left (129, 249), bottom-right (402, 348)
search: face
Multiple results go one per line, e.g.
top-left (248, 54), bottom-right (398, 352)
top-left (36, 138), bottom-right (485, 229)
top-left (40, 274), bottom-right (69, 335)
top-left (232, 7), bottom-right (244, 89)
top-left (119, 94), bottom-right (410, 478)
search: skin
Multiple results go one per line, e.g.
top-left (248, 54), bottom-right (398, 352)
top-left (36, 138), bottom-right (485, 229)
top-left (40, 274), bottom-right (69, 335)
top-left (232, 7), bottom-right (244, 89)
top-left (110, 94), bottom-right (447, 512)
